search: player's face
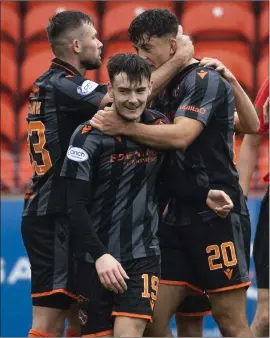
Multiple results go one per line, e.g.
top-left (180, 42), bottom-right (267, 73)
top-left (78, 23), bottom-right (103, 70)
top-left (133, 35), bottom-right (176, 70)
top-left (108, 73), bottom-right (153, 121)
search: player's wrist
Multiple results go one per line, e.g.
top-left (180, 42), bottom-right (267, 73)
top-left (122, 121), bottom-right (137, 136)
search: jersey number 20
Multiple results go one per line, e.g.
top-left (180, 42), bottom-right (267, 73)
top-left (27, 121), bottom-right (52, 176)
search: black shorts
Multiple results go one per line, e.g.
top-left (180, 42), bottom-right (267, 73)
top-left (160, 213), bottom-right (251, 293)
top-left (21, 215), bottom-right (77, 309)
top-left (253, 188), bottom-right (269, 289)
top-left (175, 294), bottom-right (212, 316)
top-left (76, 256), bottom-right (160, 336)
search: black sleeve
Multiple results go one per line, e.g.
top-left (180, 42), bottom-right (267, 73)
top-left (54, 75), bottom-right (109, 120)
top-left (175, 68), bottom-right (225, 127)
top-left (66, 178), bottom-right (107, 261)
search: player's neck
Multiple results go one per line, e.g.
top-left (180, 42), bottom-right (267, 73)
top-left (180, 58), bottom-right (199, 72)
top-left (58, 56), bottom-right (87, 77)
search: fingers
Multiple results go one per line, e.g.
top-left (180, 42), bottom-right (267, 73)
top-left (108, 270), bottom-right (126, 293)
top-left (117, 263), bottom-right (129, 280)
top-left (177, 25), bottom-right (183, 36)
top-left (113, 267), bottom-right (128, 292)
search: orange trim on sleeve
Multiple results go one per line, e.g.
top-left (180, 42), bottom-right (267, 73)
top-left (112, 311), bottom-right (152, 321)
top-left (82, 329), bottom-right (113, 337)
top-left (175, 310), bottom-right (212, 317)
top-left (31, 288), bottom-right (78, 300)
top-left (207, 281), bottom-right (251, 293)
top-left (160, 280), bottom-right (204, 294)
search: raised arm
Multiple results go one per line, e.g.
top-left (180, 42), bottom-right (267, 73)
top-left (199, 57), bottom-right (259, 134)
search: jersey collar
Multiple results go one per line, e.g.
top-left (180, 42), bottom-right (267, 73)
top-left (50, 58), bottom-right (82, 76)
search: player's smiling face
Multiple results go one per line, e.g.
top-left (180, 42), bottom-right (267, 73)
top-left (133, 34), bottom-right (176, 70)
top-left (108, 72), bottom-right (153, 121)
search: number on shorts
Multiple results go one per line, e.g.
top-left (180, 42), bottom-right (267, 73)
top-left (206, 242), bottom-right (237, 271)
top-left (27, 121), bottom-right (52, 176)
top-left (141, 274), bottom-right (159, 300)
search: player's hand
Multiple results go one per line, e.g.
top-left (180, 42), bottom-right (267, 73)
top-left (199, 58), bottom-right (236, 83)
top-left (206, 190), bottom-right (234, 218)
top-left (90, 106), bottom-right (129, 136)
top-left (173, 26), bottom-right (194, 69)
top-left (263, 96), bottom-right (269, 125)
top-left (95, 254), bottom-right (129, 294)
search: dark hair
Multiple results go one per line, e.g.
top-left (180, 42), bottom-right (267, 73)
top-left (107, 53), bottom-right (152, 84)
top-left (128, 9), bottom-right (178, 44)
top-left (46, 11), bottom-right (93, 51)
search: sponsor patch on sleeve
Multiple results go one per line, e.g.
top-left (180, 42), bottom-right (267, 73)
top-left (67, 146), bottom-right (89, 162)
top-left (77, 80), bottom-right (99, 95)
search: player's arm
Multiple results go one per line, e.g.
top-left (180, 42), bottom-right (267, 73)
top-left (91, 69), bottom-right (222, 150)
top-left (148, 30), bottom-right (194, 101)
top-left (61, 129), bottom-right (128, 293)
top-left (236, 133), bottom-right (263, 196)
top-left (199, 57), bottom-right (259, 134)
top-left (54, 75), bottom-right (112, 118)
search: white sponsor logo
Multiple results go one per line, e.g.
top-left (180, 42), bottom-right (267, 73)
top-left (1, 257), bottom-right (31, 284)
top-left (67, 146), bottom-right (88, 162)
top-left (77, 80), bottom-right (98, 95)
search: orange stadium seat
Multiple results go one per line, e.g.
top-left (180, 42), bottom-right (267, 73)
top-left (25, 2), bottom-right (98, 40)
top-left (1, 54), bottom-right (16, 92)
top-left (183, 1), bottom-right (252, 12)
top-left (1, 149), bottom-right (15, 192)
top-left (260, 4), bottom-right (269, 44)
top-left (258, 52), bottom-right (269, 89)
top-left (99, 41), bottom-right (135, 83)
top-left (1, 40), bottom-right (16, 61)
top-left (0, 3), bottom-right (19, 41)
top-left (194, 44), bottom-right (253, 93)
top-left (25, 41), bottom-right (53, 59)
top-left (1, 92), bottom-right (15, 142)
top-left (181, 2), bottom-right (255, 41)
top-left (21, 49), bottom-right (54, 94)
top-left (103, 2), bottom-right (175, 40)
top-left (19, 101), bottom-right (29, 140)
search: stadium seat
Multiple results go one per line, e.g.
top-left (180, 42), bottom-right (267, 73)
top-left (21, 49), bottom-right (54, 94)
top-left (1, 53), bottom-right (16, 93)
top-left (194, 44), bottom-right (253, 93)
top-left (1, 40), bottom-right (16, 61)
top-left (25, 2), bottom-right (98, 41)
top-left (19, 101), bottom-right (29, 140)
top-left (183, 1), bottom-right (252, 11)
top-left (258, 51), bottom-right (269, 88)
top-left (0, 3), bottom-right (19, 42)
top-left (259, 4), bottom-right (269, 44)
top-left (99, 41), bottom-right (135, 83)
top-left (181, 3), bottom-right (255, 41)
top-left (1, 92), bottom-right (15, 142)
top-left (1, 149), bottom-right (15, 193)
top-left (25, 41), bottom-right (53, 59)
top-left (103, 2), bottom-right (175, 40)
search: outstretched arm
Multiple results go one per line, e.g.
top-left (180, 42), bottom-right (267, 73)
top-left (199, 57), bottom-right (259, 134)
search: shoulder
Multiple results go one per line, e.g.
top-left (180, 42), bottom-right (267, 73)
top-left (52, 73), bottom-right (107, 95)
top-left (143, 109), bottom-right (170, 124)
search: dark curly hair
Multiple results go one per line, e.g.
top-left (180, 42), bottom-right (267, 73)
top-left (128, 9), bottom-right (178, 44)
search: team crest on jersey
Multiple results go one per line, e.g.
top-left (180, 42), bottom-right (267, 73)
top-left (67, 146), bottom-right (88, 162)
top-left (155, 118), bottom-right (167, 125)
top-left (77, 80), bottom-right (98, 95)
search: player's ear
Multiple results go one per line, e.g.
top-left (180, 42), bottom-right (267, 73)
top-left (170, 38), bottom-right (177, 55)
top-left (148, 80), bottom-right (153, 96)
top-left (107, 82), bottom-right (113, 98)
top-left (72, 39), bottom-right (81, 54)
